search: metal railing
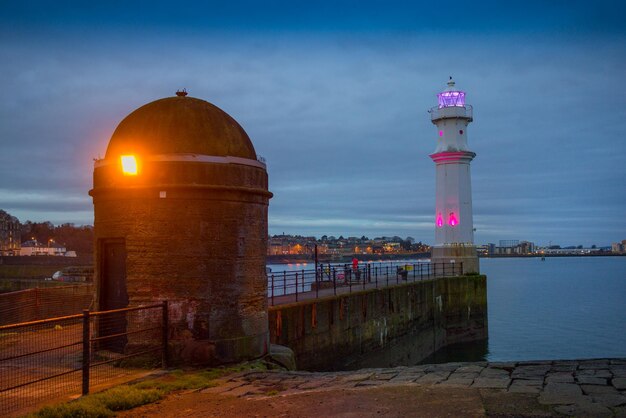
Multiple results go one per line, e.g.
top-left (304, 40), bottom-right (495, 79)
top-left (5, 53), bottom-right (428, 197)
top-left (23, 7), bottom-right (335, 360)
top-left (0, 302), bottom-right (168, 416)
top-left (0, 284), bottom-right (94, 326)
top-left (429, 104), bottom-right (473, 122)
top-left (268, 261), bottom-right (463, 306)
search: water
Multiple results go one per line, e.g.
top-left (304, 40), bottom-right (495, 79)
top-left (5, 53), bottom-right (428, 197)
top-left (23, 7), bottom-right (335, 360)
top-left (481, 256), bottom-right (626, 361)
top-left (268, 256), bottom-right (626, 362)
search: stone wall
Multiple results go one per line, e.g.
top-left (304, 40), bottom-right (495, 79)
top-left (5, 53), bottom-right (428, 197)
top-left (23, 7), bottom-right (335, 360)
top-left (268, 275), bottom-right (487, 371)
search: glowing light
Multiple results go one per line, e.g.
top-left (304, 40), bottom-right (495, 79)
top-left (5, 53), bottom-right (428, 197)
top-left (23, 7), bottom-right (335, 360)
top-left (449, 212), bottom-right (458, 227)
top-left (439, 130), bottom-right (443, 137)
top-left (120, 155), bottom-right (138, 175)
top-left (437, 90), bottom-right (466, 108)
top-left (436, 213), bottom-right (443, 227)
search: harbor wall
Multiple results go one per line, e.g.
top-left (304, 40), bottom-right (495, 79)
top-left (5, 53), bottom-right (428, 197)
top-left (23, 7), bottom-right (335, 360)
top-left (268, 275), bottom-right (487, 371)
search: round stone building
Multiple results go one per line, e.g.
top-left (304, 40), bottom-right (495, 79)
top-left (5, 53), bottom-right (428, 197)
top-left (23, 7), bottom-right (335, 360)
top-left (89, 92), bottom-right (272, 365)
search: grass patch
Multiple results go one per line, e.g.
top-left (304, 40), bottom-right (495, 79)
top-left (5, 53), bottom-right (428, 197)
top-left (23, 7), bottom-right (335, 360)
top-left (29, 361), bottom-right (269, 418)
top-left (31, 386), bottom-right (161, 418)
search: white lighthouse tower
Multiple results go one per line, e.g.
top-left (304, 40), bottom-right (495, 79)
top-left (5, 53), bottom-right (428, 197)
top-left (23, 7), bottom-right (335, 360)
top-left (429, 77), bottom-right (479, 274)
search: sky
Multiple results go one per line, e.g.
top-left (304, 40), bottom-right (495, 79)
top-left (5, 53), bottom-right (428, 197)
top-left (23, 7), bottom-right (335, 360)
top-left (1, 1), bottom-right (625, 247)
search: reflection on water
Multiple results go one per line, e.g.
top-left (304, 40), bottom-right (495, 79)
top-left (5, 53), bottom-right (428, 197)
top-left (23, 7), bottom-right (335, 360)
top-left (419, 339), bottom-right (489, 365)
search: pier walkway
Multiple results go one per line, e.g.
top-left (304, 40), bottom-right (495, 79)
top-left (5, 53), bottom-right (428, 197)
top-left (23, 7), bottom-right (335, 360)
top-left (268, 261), bottom-right (462, 306)
top-left (119, 358), bottom-right (626, 417)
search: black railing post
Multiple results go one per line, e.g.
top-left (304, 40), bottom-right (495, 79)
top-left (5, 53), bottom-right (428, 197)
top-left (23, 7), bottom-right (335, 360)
top-left (375, 266), bottom-right (378, 288)
top-left (362, 266), bottom-right (366, 290)
top-left (302, 269), bottom-right (305, 294)
top-left (283, 271), bottom-right (287, 296)
top-left (271, 274), bottom-right (275, 305)
top-left (162, 301), bottom-right (169, 368)
top-left (295, 272), bottom-right (299, 302)
top-left (386, 266), bottom-right (389, 287)
top-left (349, 269), bottom-right (352, 293)
top-left (82, 309), bottom-right (90, 396)
top-left (315, 269), bottom-right (319, 299)
top-left (333, 268), bottom-right (337, 296)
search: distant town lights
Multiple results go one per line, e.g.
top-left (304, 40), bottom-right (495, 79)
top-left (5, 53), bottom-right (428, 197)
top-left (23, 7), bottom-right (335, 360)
top-left (120, 155), bottom-right (138, 175)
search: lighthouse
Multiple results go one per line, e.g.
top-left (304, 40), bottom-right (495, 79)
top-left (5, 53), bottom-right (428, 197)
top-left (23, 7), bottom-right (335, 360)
top-left (429, 77), bottom-right (479, 274)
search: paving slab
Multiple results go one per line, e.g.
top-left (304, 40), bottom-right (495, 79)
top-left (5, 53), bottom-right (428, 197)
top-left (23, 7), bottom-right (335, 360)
top-left (339, 372), bottom-right (373, 382)
top-left (354, 380), bottom-right (385, 387)
top-left (581, 384), bottom-right (619, 395)
top-left (613, 377), bottom-right (626, 390)
top-left (479, 390), bottom-right (555, 417)
top-left (471, 377), bottom-right (510, 389)
top-left (513, 365), bottom-right (551, 379)
top-left (449, 372), bottom-right (479, 380)
top-left (424, 363), bottom-right (461, 372)
top-left (456, 365), bottom-right (484, 373)
top-left (508, 380), bottom-right (543, 394)
top-left (538, 383), bottom-right (584, 405)
top-left (371, 372), bottom-right (398, 381)
top-left (576, 376), bottom-right (607, 385)
top-left (592, 393), bottom-right (626, 407)
top-left (480, 368), bottom-right (510, 378)
top-left (550, 365), bottom-right (577, 372)
top-left (579, 360), bottom-right (610, 369)
top-left (545, 372), bottom-right (573, 383)
top-left (488, 362), bottom-right (517, 370)
top-left (437, 378), bottom-right (474, 387)
top-left (554, 401), bottom-right (612, 417)
top-left (613, 405), bottom-right (626, 417)
top-left (582, 369), bottom-right (613, 378)
top-left (414, 371), bottom-right (451, 384)
top-left (388, 373), bottom-right (424, 383)
top-left (295, 379), bottom-right (335, 390)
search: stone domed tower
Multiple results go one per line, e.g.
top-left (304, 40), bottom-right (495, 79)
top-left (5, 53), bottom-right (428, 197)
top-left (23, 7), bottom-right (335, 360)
top-left (89, 92), bottom-right (272, 365)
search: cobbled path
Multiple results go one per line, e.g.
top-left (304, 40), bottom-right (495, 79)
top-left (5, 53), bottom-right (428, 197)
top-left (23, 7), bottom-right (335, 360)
top-left (203, 359), bottom-right (626, 417)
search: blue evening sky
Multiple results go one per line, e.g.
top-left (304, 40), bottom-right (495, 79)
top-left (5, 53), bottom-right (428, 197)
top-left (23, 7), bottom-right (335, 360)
top-left (1, 1), bottom-right (625, 246)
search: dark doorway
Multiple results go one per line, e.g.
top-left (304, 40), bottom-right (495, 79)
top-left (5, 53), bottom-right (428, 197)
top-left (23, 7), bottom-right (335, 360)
top-left (98, 239), bottom-right (129, 352)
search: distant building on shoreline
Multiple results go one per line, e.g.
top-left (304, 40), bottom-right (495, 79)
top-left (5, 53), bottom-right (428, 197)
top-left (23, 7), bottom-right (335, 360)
top-left (267, 234), bottom-right (429, 256)
top-left (18, 239), bottom-right (77, 257)
top-left (612, 240), bottom-right (626, 254)
top-left (0, 209), bottom-right (21, 256)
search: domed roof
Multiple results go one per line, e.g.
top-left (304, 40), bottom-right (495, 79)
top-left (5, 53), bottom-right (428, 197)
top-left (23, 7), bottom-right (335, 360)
top-left (105, 95), bottom-right (256, 160)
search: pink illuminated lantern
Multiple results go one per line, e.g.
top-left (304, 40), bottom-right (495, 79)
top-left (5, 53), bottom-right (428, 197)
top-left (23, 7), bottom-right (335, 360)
top-left (436, 213), bottom-right (443, 227)
top-left (437, 77), bottom-right (466, 108)
top-left (448, 212), bottom-right (458, 227)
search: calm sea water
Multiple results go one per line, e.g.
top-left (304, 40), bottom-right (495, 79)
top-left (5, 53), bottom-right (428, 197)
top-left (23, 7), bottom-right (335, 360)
top-left (268, 257), bottom-right (626, 362)
top-left (481, 256), bottom-right (626, 362)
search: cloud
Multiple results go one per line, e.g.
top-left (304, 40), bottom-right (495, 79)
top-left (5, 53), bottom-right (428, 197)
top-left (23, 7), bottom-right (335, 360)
top-left (0, 28), bottom-right (625, 246)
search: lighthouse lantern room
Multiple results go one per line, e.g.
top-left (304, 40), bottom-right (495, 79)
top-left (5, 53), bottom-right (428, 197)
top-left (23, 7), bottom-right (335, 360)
top-left (429, 77), bottom-right (479, 274)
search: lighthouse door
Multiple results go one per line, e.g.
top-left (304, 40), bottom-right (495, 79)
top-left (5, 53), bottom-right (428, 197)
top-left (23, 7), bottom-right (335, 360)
top-left (99, 239), bottom-right (129, 352)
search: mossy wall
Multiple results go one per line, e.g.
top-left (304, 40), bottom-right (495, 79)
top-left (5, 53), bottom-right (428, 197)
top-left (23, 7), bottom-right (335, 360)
top-left (268, 275), bottom-right (487, 371)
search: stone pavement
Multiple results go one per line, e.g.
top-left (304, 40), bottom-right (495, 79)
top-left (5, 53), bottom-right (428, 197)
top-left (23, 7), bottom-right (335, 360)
top-left (190, 359), bottom-right (626, 417)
